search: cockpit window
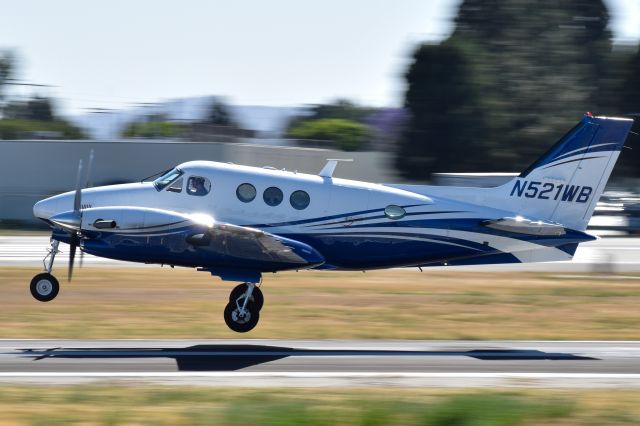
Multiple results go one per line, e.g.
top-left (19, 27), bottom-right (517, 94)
top-left (187, 176), bottom-right (211, 196)
top-left (153, 168), bottom-right (183, 191)
top-left (167, 177), bottom-right (183, 193)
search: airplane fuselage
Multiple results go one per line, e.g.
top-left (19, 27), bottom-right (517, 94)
top-left (35, 160), bottom-right (593, 272)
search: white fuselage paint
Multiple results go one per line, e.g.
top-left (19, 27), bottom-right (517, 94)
top-left (33, 161), bottom-right (572, 265)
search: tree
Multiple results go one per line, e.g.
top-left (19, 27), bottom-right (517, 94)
top-left (398, 42), bottom-right (489, 177)
top-left (122, 120), bottom-right (183, 138)
top-left (288, 118), bottom-right (372, 151)
top-left (26, 96), bottom-right (54, 121)
top-left (611, 48), bottom-right (640, 177)
top-left (398, 0), bottom-right (621, 180)
top-left (205, 100), bottom-right (236, 126)
top-left (307, 99), bottom-right (373, 122)
top-left (0, 51), bottom-right (15, 117)
top-left (287, 99), bottom-right (374, 131)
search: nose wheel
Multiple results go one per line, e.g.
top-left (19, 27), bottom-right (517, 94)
top-left (30, 273), bottom-right (60, 302)
top-left (224, 282), bottom-right (263, 332)
top-left (30, 239), bottom-right (61, 302)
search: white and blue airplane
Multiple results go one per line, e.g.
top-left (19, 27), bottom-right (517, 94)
top-left (31, 114), bottom-right (634, 332)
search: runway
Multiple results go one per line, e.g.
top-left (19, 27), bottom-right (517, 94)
top-left (1, 340), bottom-right (639, 388)
top-left (2, 235), bottom-right (640, 272)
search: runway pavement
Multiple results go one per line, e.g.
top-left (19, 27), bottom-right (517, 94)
top-left (1, 235), bottom-right (639, 272)
top-left (0, 339), bottom-right (639, 388)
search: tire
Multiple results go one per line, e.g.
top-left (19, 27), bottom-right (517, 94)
top-left (228, 283), bottom-right (264, 311)
top-left (223, 302), bottom-right (260, 333)
top-left (30, 273), bottom-right (60, 302)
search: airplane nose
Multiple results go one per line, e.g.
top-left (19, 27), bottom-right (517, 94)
top-left (33, 198), bottom-right (57, 220)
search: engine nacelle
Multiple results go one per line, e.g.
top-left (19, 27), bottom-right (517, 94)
top-left (79, 206), bottom-right (197, 234)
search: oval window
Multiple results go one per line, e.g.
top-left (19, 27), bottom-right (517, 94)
top-left (263, 186), bottom-right (283, 206)
top-left (290, 190), bottom-right (310, 210)
top-left (384, 205), bottom-right (406, 220)
top-left (236, 183), bottom-right (256, 203)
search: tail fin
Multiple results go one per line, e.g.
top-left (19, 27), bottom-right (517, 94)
top-left (503, 115), bottom-right (634, 231)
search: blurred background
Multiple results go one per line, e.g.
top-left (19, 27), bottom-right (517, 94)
top-left (0, 0), bottom-right (639, 233)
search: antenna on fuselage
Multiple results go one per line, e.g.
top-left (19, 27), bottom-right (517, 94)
top-left (319, 158), bottom-right (353, 178)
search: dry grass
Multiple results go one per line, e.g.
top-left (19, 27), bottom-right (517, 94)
top-left (0, 386), bottom-right (639, 425)
top-left (2, 267), bottom-right (640, 339)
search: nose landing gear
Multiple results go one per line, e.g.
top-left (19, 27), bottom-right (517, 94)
top-left (223, 282), bottom-right (264, 332)
top-left (30, 239), bottom-right (61, 302)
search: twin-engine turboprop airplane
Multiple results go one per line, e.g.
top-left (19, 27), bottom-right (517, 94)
top-left (31, 114), bottom-right (634, 332)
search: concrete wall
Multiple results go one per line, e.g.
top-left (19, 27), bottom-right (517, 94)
top-left (0, 140), bottom-right (399, 224)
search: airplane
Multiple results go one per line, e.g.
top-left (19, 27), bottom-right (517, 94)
top-left (30, 114), bottom-right (634, 332)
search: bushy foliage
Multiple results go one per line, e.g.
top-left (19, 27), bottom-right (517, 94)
top-left (122, 120), bottom-right (184, 138)
top-left (397, 0), bottom-right (638, 180)
top-left (0, 119), bottom-right (86, 139)
top-left (288, 118), bottom-right (372, 151)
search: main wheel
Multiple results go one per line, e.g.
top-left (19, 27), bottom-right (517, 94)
top-left (229, 283), bottom-right (264, 311)
top-left (224, 302), bottom-right (260, 333)
top-left (30, 273), bottom-right (60, 302)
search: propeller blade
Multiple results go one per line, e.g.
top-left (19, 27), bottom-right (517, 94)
top-left (73, 159), bottom-right (83, 213)
top-left (68, 233), bottom-right (79, 281)
top-left (85, 149), bottom-right (94, 189)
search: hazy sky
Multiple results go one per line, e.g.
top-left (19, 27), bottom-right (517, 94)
top-left (2, 0), bottom-right (638, 115)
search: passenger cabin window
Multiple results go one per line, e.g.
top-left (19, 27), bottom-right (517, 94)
top-left (187, 176), bottom-right (211, 196)
top-left (236, 183), bottom-right (256, 203)
top-left (263, 186), bottom-right (283, 206)
top-left (167, 177), bottom-right (183, 193)
top-left (153, 168), bottom-right (183, 191)
top-left (290, 190), bottom-right (310, 210)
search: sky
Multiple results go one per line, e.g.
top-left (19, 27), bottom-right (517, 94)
top-left (1, 0), bottom-right (639, 116)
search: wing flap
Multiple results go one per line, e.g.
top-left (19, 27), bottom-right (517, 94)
top-left (209, 223), bottom-right (321, 266)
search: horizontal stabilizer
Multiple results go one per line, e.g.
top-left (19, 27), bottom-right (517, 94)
top-left (481, 217), bottom-right (565, 236)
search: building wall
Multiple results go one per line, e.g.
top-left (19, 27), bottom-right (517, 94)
top-left (0, 140), bottom-right (398, 224)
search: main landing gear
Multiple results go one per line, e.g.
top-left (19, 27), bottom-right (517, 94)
top-left (223, 282), bottom-right (264, 332)
top-left (30, 239), bottom-right (61, 302)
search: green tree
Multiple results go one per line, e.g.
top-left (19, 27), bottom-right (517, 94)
top-left (0, 51), bottom-right (15, 117)
top-left (122, 120), bottom-right (183, 138)
top-left (398, 0), bottom-right (620, 180)
top-left (205, 100), bottom-right (235, 126)
top-left (398, 42), bottom-right (489, 177)
top-left (612, 49), bottom-right (640, 176)
top-left (287, 99), bottom-right (373, 131)
top-left (26, 96), bottom-right (54, 121)
top-left (288, 118), bottom-right (372, 151)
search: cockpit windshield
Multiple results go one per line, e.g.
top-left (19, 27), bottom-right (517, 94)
top-left (153, 168), bottom-right (183, 191)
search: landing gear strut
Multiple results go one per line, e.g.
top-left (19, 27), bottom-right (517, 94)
top-left (30, 239), bottom-right (60, 302)
top-left (224, 282), bottom-right (264, 332)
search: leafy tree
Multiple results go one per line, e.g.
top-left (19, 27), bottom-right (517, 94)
top-left (288, 118), bottom-right (372, 151)
top-left (205, 100), bottom-right (236, 126)
top-left (0, 119), bottom-right (86, 139)
top-left (122, 120), bottom-right (184, 138)
top-left (611, 49), bottom-right (640, 176)
top-left (26, 96), bottom-right (54, 121)
top-left (0, 51), bottom-right (15, 117)
top-left (287, 99), bottom-right (374, 131)
top-left (307, 99), bottom-right (374, 122)
top-left (398, 0), bottom-right (623, 180)
top-left (398, 42), bottom-right (489, 176)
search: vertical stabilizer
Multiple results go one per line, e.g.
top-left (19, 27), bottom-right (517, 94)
top-left (499, 115), bottom-right (633, 230)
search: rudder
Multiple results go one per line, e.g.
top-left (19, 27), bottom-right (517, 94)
top-left (501, 115), bottom-right (634, 231)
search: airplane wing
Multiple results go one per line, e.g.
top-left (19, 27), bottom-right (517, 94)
top-left (205, 222), bottom-right (320, 265)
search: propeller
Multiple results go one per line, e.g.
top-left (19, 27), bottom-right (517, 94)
top-left (48, 150), bottom-right (96, 280)
top-left (68, 150), bottom-right (94, 281)
top-left (78, 150), bottom-right (93, 272)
